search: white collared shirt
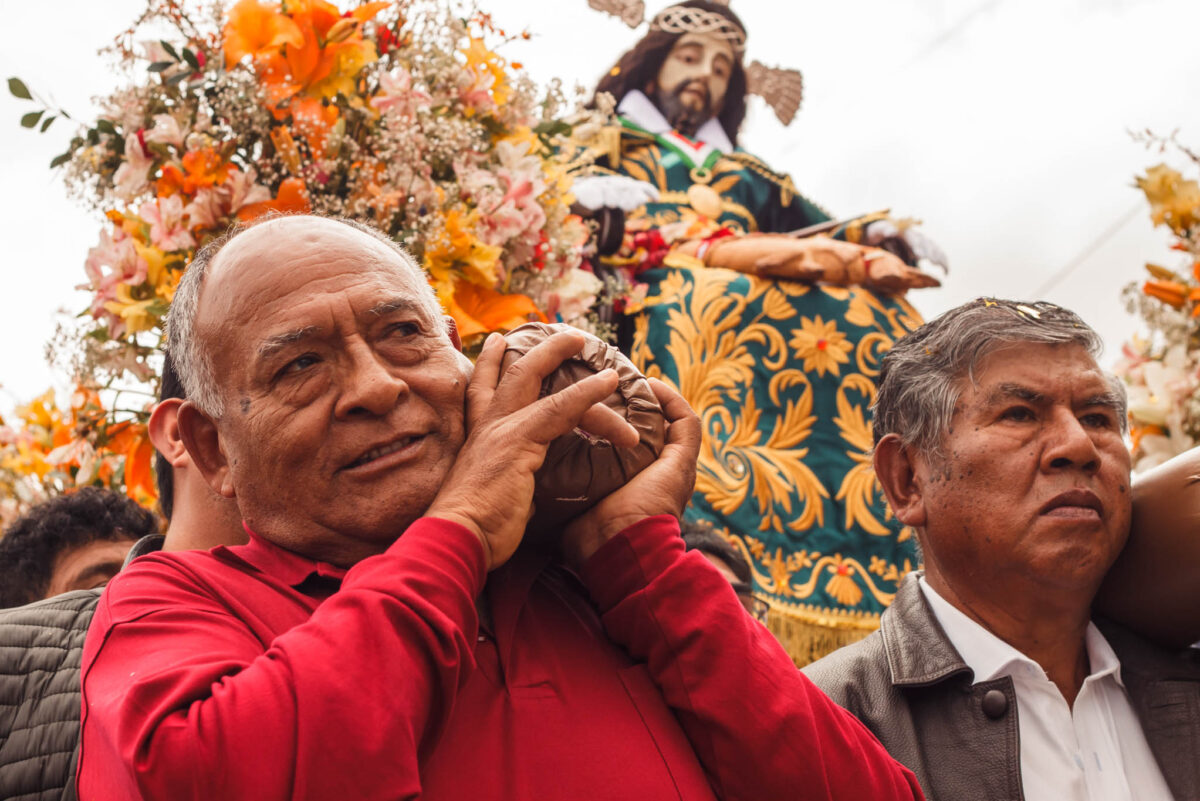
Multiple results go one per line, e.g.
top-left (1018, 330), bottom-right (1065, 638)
top-left (919, 577), bottom-right (1173, 801)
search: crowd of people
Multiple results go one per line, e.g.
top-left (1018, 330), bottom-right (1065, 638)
top-left (0, 2), bottom-right (1198, 800)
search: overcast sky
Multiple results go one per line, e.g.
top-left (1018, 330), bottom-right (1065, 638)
top-left (2, 0), bottom-right (1198, 414)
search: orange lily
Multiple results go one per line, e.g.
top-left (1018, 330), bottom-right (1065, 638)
top-left (1143, 279), bottom-right (1188, 309)
top-left (156, 148), bottom-right (233, 199)
top-left (445, 279), bottom-right (545, 340)
top-left (237, 177), bottom-right (312, 220)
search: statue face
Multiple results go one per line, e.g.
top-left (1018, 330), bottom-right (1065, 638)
top-left (653, 31), bottom-right (736, 133)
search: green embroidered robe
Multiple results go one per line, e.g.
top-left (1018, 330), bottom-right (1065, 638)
top-left (607, 121), bottom-right (924, 664)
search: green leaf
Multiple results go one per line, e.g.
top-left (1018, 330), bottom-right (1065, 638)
top-left (95, 118), bottom-right (117, 135)
top-left (49, 152), bottom-right (71, 169)
top-left (148, 61), bottom-right (174, 73)
top-left (160, 40), bottom-right (180, 61)
top-left (39, 115), bottom-right (55, 132)
top-left (7, 77), bottom-right (31, 100)
top-left (165, 70), bottom-right (190, 86)
top-left (182, 48), bottom-right (200, 70)
top-left (20, 110), bottom-right (44, 128)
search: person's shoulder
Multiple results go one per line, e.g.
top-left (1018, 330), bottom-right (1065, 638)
top-left (97, 548), bottom-right (248, 623)
top-left (0, 588), bottom-right (102, 643)
top-left (802, 630), bottom-right (891, 711)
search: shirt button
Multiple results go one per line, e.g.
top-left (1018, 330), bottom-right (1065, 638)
top-left (982, 689), bottom-right (1008, 719)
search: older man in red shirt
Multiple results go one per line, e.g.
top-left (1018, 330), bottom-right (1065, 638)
top-left (77, 215), bottom-right (922, 801)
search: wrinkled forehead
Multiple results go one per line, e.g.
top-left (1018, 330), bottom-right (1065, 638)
top-left (960, 341), bottom-right (1116, 407)
top-left (201, 218), bottom-right (427, 325)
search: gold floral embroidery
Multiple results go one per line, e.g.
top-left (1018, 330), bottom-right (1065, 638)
top-left (789, 315), bottom-right (852, 377)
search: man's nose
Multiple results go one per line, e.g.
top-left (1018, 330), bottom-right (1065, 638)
top-left (1042, 408), bottom-right (1101, 473)
top-left (335, 344), bottom-right (408, 418)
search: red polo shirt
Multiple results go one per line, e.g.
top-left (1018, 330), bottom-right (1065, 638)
top-left (78, 516), bottom-right (921, 800)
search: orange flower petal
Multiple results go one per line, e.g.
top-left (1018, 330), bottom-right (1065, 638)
top-left (237, 177), bottom-right (312, 221)
top-left (351, 1), bottom-right (392, 23)
top-left (223, 0), bottom-right (304, 69)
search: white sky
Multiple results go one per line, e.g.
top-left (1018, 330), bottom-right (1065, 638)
top-left (2, 0), bottom-right (1198, 415)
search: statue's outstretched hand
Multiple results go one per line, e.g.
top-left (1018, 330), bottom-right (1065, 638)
top-left (692, 233), bottom-right (940, 294)
top-left (860, 248), bottom-right (942, 293)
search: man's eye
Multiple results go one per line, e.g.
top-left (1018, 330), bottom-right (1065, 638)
top-left (279, 354), bottom-right (319, 377)
top-left (1000, 406), bottom-right (1034, 422)
top-left (1081, 412), bottom-right (1114, 429)
top-left (385, 321), bottom-right (421, 338)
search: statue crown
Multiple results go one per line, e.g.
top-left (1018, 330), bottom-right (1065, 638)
top-left (649, 5), bottom-right (747, 54)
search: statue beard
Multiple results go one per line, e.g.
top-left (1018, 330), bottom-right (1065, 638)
top-left (651, 79), bottom-right (713, 139)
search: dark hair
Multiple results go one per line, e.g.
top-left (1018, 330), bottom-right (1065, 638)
top-left (0, 488), bottom-right (158, 607)
top-left (681, 519), bottom-right (750, 584)
top-left (154, 351), bottom-right (185, 521)
top-left (593, 1), bottom-right (749, 147)
top-left (872, 298), bottom-right (1123, 456)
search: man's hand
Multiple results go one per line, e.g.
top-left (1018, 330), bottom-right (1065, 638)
top-left (426, 331), bottom-right (639, 571)
top-left (560, 379), bottom-right (701, 570)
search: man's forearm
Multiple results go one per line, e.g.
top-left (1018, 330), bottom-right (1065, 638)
top-left (581, 516), bottom-right (925, 801)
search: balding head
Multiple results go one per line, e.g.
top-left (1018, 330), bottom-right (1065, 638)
top-left (168, 215), bottom-right (443, 418)
top-left (171, 214), bottom-right (471, 565)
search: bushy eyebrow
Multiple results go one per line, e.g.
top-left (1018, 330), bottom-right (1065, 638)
top-left (985, 383), bottom-right (1044, 405)
top-left (367, 297), bottom-right (425, 318)
top-left (985, 383), bottom-right (1123, 414)
top-left (257, 326), bottom-right (322, 360)
top-left (1080, 391), bottom-right (1125, 414)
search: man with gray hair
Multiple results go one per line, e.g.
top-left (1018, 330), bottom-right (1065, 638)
top-left (77, 214), bottom-right (924, 801)
top-left (804, 298), bottom-right (1200, 801)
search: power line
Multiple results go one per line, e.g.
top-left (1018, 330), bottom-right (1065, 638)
top-left (1032, 202), bottom-right (1145, 299)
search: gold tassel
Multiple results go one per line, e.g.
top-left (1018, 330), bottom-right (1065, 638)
top-left (764, 606), bottom-right (877, 668)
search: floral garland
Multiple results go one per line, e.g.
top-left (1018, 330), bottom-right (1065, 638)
top-left (2, 0), bottom-right (619, 525)
top-left (1116, 133), bottom-right (1200, 472)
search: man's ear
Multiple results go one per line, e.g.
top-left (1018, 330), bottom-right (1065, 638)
top-left (147, 398), bottom-right (188, 467)
top-left (177, 401), bottom-right (235, 499)
top-left (444, 315), bottom-right (463, 351)
top-left (873, 433), bottom-right (927, 528)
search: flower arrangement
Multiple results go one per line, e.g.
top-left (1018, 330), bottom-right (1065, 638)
top-left (2, 0), bottom-right (617, 523)
top-left (1116, 133), bottom-right (1200, 472)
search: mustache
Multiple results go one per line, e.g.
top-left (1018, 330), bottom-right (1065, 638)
top-left (669, 79), bottom-right (711, 106)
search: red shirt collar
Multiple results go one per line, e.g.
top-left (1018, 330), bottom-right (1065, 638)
top-left (217, 523), bottom-right (349, 589)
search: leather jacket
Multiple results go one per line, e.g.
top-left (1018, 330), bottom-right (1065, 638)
top-left (804, 573), bottom-right (1200, 801)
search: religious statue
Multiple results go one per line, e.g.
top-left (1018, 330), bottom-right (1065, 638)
top-left (574, 0), bottom-right (942, 664)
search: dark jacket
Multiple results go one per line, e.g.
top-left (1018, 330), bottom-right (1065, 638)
top-left (804, 573), bottom-right (1200, 801)
top-left (0, 534), bottom-right (162, 801)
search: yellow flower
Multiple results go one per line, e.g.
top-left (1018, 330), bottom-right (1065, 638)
top-left (423, 208), bottom-right (502, 289)
top-left (1137, 164), bottom-right (1200, 235)
top-left (461, 37), bottom-right (510, 107)
top-left (104, 284), bottom-right (160, 335)
top-left (306, 39), bottom-right (378, 102)
top-left (789, 315), bottom-right (853, 377)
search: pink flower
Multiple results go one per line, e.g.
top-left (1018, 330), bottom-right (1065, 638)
top-left (226, 168), bottom-right (272, 214)
top-left (113, 132), bottom-right (155, 201)
top-left (140, 195), bottom-right (195, 252)
top-left (372, 68), bottom-right (431, 119)
top-left (81, 228), bottom-right (149, 335)
top-left (144, 114), bottom-right (185, 150)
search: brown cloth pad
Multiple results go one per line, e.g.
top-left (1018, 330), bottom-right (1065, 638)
top-left (501, 322), bottom-right (666, 535)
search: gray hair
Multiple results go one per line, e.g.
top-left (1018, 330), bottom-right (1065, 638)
top-left (166, 213), bottom-right (443, 418)
top-left (872, 298), bottom-right (1127, 457)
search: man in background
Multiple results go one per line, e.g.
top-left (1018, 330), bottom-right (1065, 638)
top-left (805, 298), bottom-right (1200, 800)
top-left (0, 487), bottom-right (156, 608)
top-left (0, 353), bottom-right (244, 801)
